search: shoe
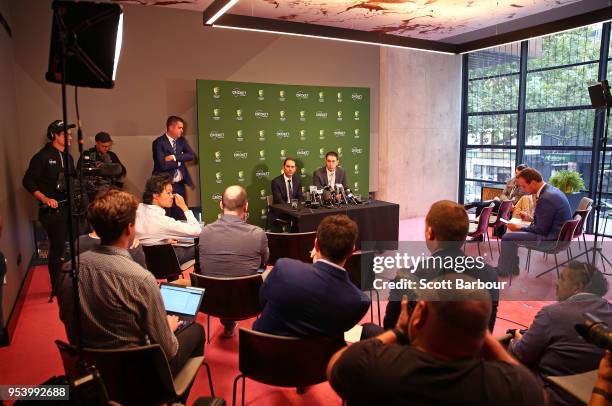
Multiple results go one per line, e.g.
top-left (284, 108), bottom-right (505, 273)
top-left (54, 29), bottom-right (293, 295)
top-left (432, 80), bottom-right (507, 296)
top-left (222, 322), bottom-right (237, 338)
top-left (296, 386), bottom-right (311, 395)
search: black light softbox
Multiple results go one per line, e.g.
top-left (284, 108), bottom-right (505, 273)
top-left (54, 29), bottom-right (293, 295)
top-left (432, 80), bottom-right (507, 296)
top-left (46, 1), bottom-right (123, 89)
top-left (589, 80), bottom-right (612, 109)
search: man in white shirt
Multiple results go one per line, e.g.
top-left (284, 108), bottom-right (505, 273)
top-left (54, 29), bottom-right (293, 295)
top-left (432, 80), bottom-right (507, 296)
top-left (312, 151), bottom-right (348, 190)
top-left (136, 174), bottom-right (202, 265)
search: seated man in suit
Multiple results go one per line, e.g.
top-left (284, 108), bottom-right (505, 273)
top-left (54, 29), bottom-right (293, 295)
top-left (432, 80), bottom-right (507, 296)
top-left (271, 158), bottom-right (303, 204)
top-left (198, 185), bottom-right (269, 338)
top-left (57, 190), bottom-right (204, 387)
top-left (312, 151), bottom-right (347, 191)
top-left (253, 214), bottom-right (371, 337)
top-left (367, 200), bottom-right (499, 340)
top-left (508, 261), bottom-right (612, 406)
top-left (327, 276), bottom-right (545, 406)
top-left (135, 174), bottom-right (202, 266)
top-left (152, 116), bottom-right (196, 220)
top-left (497, 168), bottom-right (572, 276)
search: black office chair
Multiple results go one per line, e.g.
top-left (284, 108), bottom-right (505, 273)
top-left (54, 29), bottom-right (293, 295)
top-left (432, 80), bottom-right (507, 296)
top-left (142, 244), bottom-right (193, 281)
top-left (56, 340), bottom-right (215, 405)
top-left (232, 328), bottom-right (345, 406)
top-left (266, 231), bottom-right (317, 265)
top-left (345, 251), bottom-right (380, 325)
top-left (190, 272), bottom-right (264, 343)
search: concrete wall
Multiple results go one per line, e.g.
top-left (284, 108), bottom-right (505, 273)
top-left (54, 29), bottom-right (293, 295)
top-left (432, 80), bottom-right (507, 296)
top-left (0, 0), bottom-right (32, 332)
top-left (378, 48), bottom-right (462, 218)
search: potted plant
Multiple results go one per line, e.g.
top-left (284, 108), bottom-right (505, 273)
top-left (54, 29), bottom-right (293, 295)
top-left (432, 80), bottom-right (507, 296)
top-left (548, 170), bottom-right (586, 211)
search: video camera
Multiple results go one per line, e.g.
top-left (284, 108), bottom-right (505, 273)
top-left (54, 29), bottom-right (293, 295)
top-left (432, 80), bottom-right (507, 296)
top-left (575, 313), bottom-right (612, 351)
top-left (78, 150), bottom-right (123, 199)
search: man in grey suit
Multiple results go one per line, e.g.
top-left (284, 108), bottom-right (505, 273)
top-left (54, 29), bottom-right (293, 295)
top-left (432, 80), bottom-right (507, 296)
top-left (509, 261), bottom-right (612, 406)
top-left (497, 168), bottom-right (572, 276)
top-left (312, 151), bottom-right (348, 189)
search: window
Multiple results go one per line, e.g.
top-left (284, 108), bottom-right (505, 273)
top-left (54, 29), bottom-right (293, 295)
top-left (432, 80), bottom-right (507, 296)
top-left (461, 23), bottom-right (611, 234)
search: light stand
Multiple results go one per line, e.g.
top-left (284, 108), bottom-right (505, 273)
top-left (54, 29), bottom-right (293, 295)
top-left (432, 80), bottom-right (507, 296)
top-left (589, 80), bottom-right (612, 273)
top-left (45, 2), bottom-right (123, 401)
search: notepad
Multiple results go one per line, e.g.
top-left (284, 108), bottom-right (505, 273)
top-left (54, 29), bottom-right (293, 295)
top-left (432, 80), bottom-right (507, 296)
top-left (344, 325), bottom-right (364, 343)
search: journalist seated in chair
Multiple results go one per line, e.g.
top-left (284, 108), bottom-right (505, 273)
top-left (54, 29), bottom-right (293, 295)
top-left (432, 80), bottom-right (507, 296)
top-left (361, 200), bottom-right (499, 340)
top-left (496, 168), bottom-right (572, 276)
top-left (136, 174), bottom-right (202, 265)
top-left (198, 185), bottom-right (269, 338)
top-left (327, 275), bottom-right (545, 406)
top-left (253, 214), bottom-right (370, 338)
top-left (465, 164), bottom-right (528, 217)
top-left (508, 261), bottom-right (612, 406)
top-left (271, 158), bottom-right (303, 204)
top-left (57, 189), bottom-right (205, 380)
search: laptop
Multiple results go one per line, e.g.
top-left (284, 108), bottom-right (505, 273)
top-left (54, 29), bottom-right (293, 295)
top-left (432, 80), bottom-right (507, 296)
top-left (159, 283), bottom-right (205, 334)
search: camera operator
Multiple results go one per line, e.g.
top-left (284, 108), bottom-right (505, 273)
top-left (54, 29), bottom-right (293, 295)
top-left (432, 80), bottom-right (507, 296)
top-left (78, 132), bottom-right (126, 199)
top-left (509, 261), bottom-right (612, 406)
top-left (22, 120), bottom-right (76, 297)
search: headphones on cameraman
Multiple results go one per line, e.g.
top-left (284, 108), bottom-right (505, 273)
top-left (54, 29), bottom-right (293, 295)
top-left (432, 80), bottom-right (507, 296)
top-left (47, 129), bottom-right (56, 141)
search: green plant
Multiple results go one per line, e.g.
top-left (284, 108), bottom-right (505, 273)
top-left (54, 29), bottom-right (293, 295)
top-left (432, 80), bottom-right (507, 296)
top-left (548, 170), bottom-right (585, 193)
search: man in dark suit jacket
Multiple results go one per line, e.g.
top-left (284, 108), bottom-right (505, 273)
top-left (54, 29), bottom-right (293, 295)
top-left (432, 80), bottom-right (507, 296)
top-left (152, 116), bottom-right (196, 220)
top-left (509, 261), bottom-right (612, 406)
top-left (378, 201), bottom-right (499, 335)
top-left (271, 158), bottom-right (303, 204)
top-left (253, 214), bottom-right (371, 337)
top-left (312, 151), bottom-right (348, 189)
top-left (497, 168), bottom-right (572, 276)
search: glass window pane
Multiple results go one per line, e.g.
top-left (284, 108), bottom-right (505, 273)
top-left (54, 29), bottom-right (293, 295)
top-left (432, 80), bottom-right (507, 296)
top-left (525, 109), bottom-right (595, 147)
top-left (468, 75), bottom-right (519, 112)
top-left (467, 114), bottom-right (517, 146)
top-left (465, 148), bottom-right (516, 183)
top-left (468, 43), bottom-right (521, 79)
top-left (523, 149), bottom-right (591, 190)
top-left (526, 63), bottom-right (599, 109)
top-left (527, 24), bottom-right (602, 70)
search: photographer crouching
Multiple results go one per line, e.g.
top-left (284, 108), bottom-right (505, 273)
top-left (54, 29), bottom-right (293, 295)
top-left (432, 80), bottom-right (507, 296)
top-left (22, 120), bottom-right (76, 299)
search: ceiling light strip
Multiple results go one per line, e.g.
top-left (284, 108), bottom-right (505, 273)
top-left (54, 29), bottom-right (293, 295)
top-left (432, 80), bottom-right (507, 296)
top-left (213, 23), bottom-right (457, 55)
top-left (205, 0), bottom-right (239, 25)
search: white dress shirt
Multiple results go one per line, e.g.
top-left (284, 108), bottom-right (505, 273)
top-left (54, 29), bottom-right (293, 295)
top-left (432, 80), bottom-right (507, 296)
top-left (326, 168), bottom-right (336, 188)
top-left (135, 203), bottom-right (201, 245)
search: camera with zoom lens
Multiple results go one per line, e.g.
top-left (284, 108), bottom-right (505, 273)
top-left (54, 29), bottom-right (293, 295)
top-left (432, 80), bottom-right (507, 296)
top-left (575, 312), bottom-right (612, 352)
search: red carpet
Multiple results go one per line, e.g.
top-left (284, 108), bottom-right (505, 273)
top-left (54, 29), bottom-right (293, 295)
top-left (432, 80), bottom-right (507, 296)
top-left (5, 217), bottom-right (607, 405)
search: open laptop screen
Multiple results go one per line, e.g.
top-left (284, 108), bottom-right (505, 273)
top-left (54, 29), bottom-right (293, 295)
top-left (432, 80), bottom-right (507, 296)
top-left (159, 283), bottom-right (204, 319)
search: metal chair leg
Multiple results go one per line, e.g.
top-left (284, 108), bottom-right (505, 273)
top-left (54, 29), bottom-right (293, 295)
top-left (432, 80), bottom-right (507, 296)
top-left (555, 254), bottom-right (560, 278)
top-left (207, 314), bottom-right (211, 344)
top-left (477, 240), bottom-right (481, 257)
top-left (486, 233), bottom-right (494, 259)
top-left (204, 360), bottom-right (215, 397)
top-left (368, 290), bottom-right (373, 323)
top-left (232, 374), bottom-right (245, 406)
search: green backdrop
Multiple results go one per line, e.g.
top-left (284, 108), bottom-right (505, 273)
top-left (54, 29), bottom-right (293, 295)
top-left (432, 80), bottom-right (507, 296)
top-left (196, 79), bottom-right (370, 227)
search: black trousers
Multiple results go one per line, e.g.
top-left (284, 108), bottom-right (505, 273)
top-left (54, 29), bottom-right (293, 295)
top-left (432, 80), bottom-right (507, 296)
top-left (39, 207), bottom-right (70, 292)
top-left (170, 322), bottom-right (205, 377)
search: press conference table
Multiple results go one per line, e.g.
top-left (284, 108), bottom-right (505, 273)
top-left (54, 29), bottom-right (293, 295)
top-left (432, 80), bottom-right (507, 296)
top-left (269, 200), bottom-right (399, 247)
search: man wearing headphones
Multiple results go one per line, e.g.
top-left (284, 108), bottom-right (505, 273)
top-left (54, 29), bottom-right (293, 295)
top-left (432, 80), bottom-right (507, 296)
top-left (23, 120), bottom-right (76, 298)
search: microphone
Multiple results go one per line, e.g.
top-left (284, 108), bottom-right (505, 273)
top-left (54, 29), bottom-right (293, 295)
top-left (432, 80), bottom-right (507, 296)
top-left (99, 152), bottom-right (112, 164)
top-left (345, 188), bottom-right (362, 204)
top-left (335, 184), bottom-right (348, 204)
top-left (98, 163), bottom-right (123, 176)
top-left (321, 186), bottom-right (334, 205)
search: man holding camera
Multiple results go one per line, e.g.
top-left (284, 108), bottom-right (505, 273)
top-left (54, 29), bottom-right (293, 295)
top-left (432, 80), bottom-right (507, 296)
top-left (23, 120), bottom-right (76, 297)
top-left (509, 261), bottom-right (612, 406)
top-left (79, 132), bottom-right (126, 187)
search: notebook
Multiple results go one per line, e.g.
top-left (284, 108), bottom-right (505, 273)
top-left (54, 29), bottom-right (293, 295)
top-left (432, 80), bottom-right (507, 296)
top-left (159, 283), bottom-right (204, 333)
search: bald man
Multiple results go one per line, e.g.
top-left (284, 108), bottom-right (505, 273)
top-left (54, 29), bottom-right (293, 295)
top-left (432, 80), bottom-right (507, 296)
top-left (197, 185), bottom-right (269, 337)
top-left (327, 274), bottom-right (545, 405)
